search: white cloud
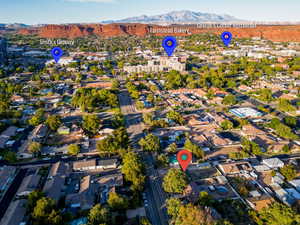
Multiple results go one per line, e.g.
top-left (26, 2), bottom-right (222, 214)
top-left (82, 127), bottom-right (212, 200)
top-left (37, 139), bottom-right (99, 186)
top-left (65, 0), bottom-right (116, 3)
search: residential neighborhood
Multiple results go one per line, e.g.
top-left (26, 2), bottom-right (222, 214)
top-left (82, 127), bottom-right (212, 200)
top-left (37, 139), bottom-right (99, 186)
top-left (1, 13), bottom-right (300, 225)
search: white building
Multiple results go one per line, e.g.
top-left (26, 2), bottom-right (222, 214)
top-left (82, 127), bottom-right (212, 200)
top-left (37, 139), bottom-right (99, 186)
top-left (289, 179), bottom-right (300, 192)
top-left (73, 159), bottom-right (118, 171)
top-left (262, 158), bottom-right (284, 169)
top-left (46, 57), bottom-right (77, 66)
top-left (124, 56), bottom-right (185, 73)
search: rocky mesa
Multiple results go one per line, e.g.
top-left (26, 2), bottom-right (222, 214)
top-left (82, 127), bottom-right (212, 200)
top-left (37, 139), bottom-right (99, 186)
top-left (18, 23), bottom-right (300, 42)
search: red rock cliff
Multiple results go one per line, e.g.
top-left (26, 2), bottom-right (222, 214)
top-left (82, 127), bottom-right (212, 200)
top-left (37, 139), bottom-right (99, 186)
top-left (18, 23), bottom-right (300, 42)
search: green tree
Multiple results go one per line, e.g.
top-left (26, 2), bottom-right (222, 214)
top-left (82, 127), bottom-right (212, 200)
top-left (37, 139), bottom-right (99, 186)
top-left (284, 116), bottom-right (297, 128)
top-left (220, 120), bottom-right (234, 130)
top-left (28, 109), bottom-right (45, 126)
top-left (68, 144), bottom-right (80, 156)
top-left (139, 133), bottom-right (161, 152)
top-left (206, 89), bottom-right (215, 100)
top-left (107, 192), bottom-right (128, 210)
top-left (251, 202), bottom-right (300, 225)
top-left (280, 164), bottom-right (297, 181)
top-left (175, 204), bottom-right (214, 225)
top-left (140, 217), bottom-right (152, 225)
top-left (112, 79), bottom-right (120, 89)
top-left (112, 113), bottom-right (124, 128)
top-left (278, 98), bottom-right (296, 112)
top-left (165, 70), bottom-right (186, 90)
top-left (46, 115), bottom-right (61, 131)
top-left (163, 168), bottom-right (188, 194)
top-left (157, 154), bottom-right (169, 168)
top-left (28, 142), bottom-right (41, 155)
top-left (166, 198), bottom-right (182, 218)
top-left (27, 190), bottom-right (44, 213)
top-left (166, 110), bottom-right (184, 125)
top-left (82, 114), bottom-right (100, 136)
top-left (222, 94), bottom-right (237, 105)
top-left (184, 139), bottom-right (204, 159)
top-left (143, 112), bottom-right (154, 125)
top-left (47, 210), bottom-right (63, 225)
top-left (198, 191), bottom-right (214, 207)
top-left (168, 143), bottom-right (178, 153)
top-left (88, 204), bottom-right (110, 225)
top-left (257, 88), bottom-right (273, 102)
top-left (268, 119), bottom-right (298, 140)
top-left (121, 152), bottom-right (145, 191)
top-left (31, 197), bottom-right (62, 225)
top-left (97, 127), bottom-right (129, 156)
top-left (3, 151), bottom-right (17, 163)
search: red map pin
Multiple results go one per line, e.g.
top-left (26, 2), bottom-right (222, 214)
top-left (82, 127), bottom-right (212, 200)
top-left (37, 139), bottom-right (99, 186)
top-left (177, 150), bottom-right (192, 171)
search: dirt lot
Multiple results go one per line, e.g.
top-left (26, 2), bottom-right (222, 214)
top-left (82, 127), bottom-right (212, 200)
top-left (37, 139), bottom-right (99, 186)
top-left (46, 132), bottom-right (83, 146)
top-left (205, 146), bottom-right (242, 160)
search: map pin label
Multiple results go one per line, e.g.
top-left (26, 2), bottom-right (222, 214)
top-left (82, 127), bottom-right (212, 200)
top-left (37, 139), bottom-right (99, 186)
top-left (162, 36), bottom-right (177, 57)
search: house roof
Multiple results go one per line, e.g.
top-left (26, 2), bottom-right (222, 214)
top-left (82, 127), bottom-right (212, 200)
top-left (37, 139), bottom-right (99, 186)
top-left (73, 159), bottom-right (96, 170)
top-left (43, 175), bottom-right (65, 201)
top-left (49, 161), bottom-right (70, 177)
top-left (97, 173), bottom-right (123, 187)
top-left (241, 125), bottom-right (265, 136)
top-left (17, 174), bottom-right (41, 194)
top-left (98, 159), bottom-right (118, 166)
top-left (219, 161), bottom-right (253, 174)
top-left (1, 126), bottom-right (18, 138)
top-left (289, 179), bottom-right (300, 189)
top-left (247, 195), bottom-right (274, 211)
top-left (254, 165), bottom-right (271, 172)
top-left (43, 162), bottom-right (70, 201)
top-left (66, 176), bottom-right (95, 210)
top-left (262, 158), bottom-right (284, 168)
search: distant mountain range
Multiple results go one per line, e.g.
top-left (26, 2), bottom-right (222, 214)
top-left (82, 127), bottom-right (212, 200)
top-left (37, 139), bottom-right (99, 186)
top-left (0, 23), bottom-right (29, 29)
top-left (102, 10), bottom-right (243, 24)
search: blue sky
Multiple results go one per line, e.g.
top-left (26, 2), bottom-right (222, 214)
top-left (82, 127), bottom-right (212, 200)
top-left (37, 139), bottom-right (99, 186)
top-left (1, 0), bottom-right (300, 24)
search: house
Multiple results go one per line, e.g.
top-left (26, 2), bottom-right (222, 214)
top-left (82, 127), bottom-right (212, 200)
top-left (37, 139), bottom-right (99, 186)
top-left (246, 195), bottom-right (274, 211)
top-left (66, 175), bottom-right (96, 210)
top-left (73, 159), bottom-right (97, 171)
top-left (209, 134), bottom-right (233, 147)
top-left (57, 126), bottom-right (70, 135)
top-left (0, 199), bottom-right (27, 225)
top-left (274, 188), bottom-right (300, 206)
top-left (289, 179), bottom-right (300, 192)
top-left (10, 95), bottom-right (25, 104)
top-left (96, 173), bottom-right (124, 187)
top-left (0, 126), bottom-right (18, 149)
top-left (73, 159), bottom-right (118, 172)
top-left (16, 173), bottom-right (41, 197)
top-left (218, 161), bottom-right (253, 175)
top-left (31, 124), bottom-right (48, 142)
top-left (262, 158), bottom-right (284, 169)
top-left (251, 133), bottom-right (289, 153)
top-left (43, 162), bottom-right (71, 201)
top-left (240, 125), bottom-right (266, 137)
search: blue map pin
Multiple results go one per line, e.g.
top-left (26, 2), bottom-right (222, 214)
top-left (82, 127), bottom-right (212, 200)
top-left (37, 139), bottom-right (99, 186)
top-left (162, 36), bottom-right (177, 57)
top-left (221, 32), bottom-right (233, 47)
top-left (51, 47), bottom-right (63, 63)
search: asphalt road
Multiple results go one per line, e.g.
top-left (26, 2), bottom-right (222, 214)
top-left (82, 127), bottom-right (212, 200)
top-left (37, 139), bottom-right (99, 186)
top-left (118, 87), bottom-right (169, 225)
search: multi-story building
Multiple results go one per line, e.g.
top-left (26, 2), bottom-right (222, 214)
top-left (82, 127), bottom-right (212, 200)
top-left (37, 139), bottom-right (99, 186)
top-left (123, 56), bottom-right (186, 73)
top-left (0, 38), bottom-right (7, 64)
